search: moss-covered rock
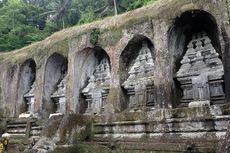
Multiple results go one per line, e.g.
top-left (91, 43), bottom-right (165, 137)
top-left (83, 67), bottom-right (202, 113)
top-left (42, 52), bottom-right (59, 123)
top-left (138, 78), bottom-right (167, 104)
top-left (41, 116), bottom-right (63, 138)
top-left (52, 144), bottom-right (114, 153)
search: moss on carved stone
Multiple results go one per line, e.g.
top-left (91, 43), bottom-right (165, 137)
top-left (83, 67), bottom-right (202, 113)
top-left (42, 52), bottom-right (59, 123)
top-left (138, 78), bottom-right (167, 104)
top-left (41, 116), bottom-right (63, 137)
top-left (58, 114), bottom-right (92, 144)
top-left (52, 143), bottom-right (183, 153)
top-left (220, 104), bottom-right (230, 115)
top-left (52, 144), bottom-right (120, 153)
top-left (90, 28), bottom-right (100, 46)
top-left (171, 107), bottom-right (212, 119)
top-left (99, 28), bottom-right (123, 47)
top-left (107, 87), bottom-right (119, 107)
top-left (115, 111), bottom-right (145, 122)
top-left (0, 118), bottom-right (7, 134)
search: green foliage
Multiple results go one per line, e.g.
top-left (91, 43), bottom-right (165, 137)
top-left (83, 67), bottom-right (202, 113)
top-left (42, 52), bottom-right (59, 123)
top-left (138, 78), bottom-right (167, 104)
top-left (0, 0), bottom-right (159, 52)
top-left (78, 7), bottom-right (95, 24)
top-left (90, 28), bottom-right (100, 46)
top-left (123, 0), bottom-right (157, 10)
top-left (0, 0), bottom-right (50, 51)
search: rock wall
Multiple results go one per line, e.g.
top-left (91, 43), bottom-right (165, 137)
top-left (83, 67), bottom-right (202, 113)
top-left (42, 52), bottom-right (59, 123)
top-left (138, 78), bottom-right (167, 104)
top-left (0, 0), bottom-right (228, 117)
top-left (0, 0), bottom-right (230, 152)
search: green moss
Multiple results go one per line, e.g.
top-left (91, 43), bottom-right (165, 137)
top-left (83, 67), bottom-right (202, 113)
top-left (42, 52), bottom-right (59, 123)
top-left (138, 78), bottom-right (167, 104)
top-left (42, 116), bottom-right (63, 137)
top-left (90, 28), bottom-right (100, 46)
top-left (52, 144), bottom-right (117, 153)
top-left (171, 107), bottom-right (212, 119)
top-left (220, 104), bottom-right (230, 115)
top-left (59, 114), bottom-right (93, 144)
top-left (0, 118), bottom-right (7, 133)
top-left (99, 15), bottom-right (150, 47)
top-left (115, 111), bottom-right (145, 122)
top-left (52, 143), bottom-right (183, 153)
top-left (107, 87), bottom-right (119, 107)
top-left (99, 28), bottom-right (123, 47)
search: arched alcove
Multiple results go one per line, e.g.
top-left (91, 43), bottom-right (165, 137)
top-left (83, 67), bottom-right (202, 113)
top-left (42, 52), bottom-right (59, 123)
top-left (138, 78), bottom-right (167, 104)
top-left (168, 10), bottom-right (224, 107)
top-left (74, 47), bottom-right (111, 114)
top-left (17, 59), bottom-right (36, 115)
top-left (119, 35), bottom-right (155, 111)
top-left (43, 53), bottom-right (68, 115)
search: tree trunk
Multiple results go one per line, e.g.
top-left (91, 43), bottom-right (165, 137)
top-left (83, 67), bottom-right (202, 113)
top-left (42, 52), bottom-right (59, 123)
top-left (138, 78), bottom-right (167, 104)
top-left (113, 0), bottom-right (117, 15)
top-left (62, 17), bottom-right (65, 29)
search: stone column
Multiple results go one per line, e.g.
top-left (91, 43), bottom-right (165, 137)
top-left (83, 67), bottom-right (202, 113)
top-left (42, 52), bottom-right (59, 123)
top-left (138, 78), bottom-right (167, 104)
top-left (59, 97), bottom-right (66, 114)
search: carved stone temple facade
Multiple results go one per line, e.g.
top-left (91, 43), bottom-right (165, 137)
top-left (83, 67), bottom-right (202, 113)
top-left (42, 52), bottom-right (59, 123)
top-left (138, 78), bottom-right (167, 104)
top-left (123, 41), bottom-right (155, 110)
top-left (82, 57), bottom-right (111, 114)
top-left (1, 0), bottom-right (230, 152)
top-left (23, 82), bottom-right (36, 115)
top-left (176, 32), bottom-right (225, 107)
top-left (51, 76), bottom-right (67, 115)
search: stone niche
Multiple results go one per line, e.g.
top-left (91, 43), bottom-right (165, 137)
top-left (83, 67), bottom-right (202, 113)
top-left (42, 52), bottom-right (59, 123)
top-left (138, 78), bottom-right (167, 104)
top-left (24, 82), bottom-right (36, 116)
top-left (82, 56), bottom-right (111, 114)
top-left (168, 10), bottom-right (222, 107)
top-left (176, 32), bottom-right (225, 107)
top-left (43, 53), bottom-right (68, 116)
top-left (50, 76), bottom-right (66, 115)
top-left (121, 39), bottom-right (155, 111)
top-left (74, 47), bottom-right (110, 114)
top-left (17, 59), bottom-right (36, 117)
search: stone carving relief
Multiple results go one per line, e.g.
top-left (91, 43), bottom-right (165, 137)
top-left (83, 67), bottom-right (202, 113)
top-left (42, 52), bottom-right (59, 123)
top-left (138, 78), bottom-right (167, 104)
top-left (51, 76), bottom-right (66, 114)
top-left (176, 32), bottom-right (225, 107)
top-left (122, 41), bottom-right (155, 110)
top-left (24, 82), bottom-right (36, 115)
top-left (82, 57), bottom-right (111, 114)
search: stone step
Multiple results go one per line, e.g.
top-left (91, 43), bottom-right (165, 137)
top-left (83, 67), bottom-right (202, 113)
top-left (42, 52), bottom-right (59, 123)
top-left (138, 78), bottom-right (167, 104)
top-left (92, 131), bottom-right (225, 148)
top-left (8, 133), bottom-right (27, 143)
top-left (8, 133), bottom-right (26, 137)
top-left (86, 140), bottom-right (217, 152)
top-left (93, 115), bottom-right (230, 135)
top-left (7, 124), bottom-right (27, 128)
top-left (30, 131), bottom-right (41, 136)
top-left (8, 118), bottom-right (28, 124)
top-left (7, 129), bottom-right (26, 134)
top-left (31, 126), bottom-right (42, 130)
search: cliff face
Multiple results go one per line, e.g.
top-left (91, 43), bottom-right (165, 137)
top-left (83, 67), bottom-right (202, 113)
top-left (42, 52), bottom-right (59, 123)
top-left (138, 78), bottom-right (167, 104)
top-left (0, 0), bottom-right (227, 117)
top-left (0, 0), bottom-right (230, 152)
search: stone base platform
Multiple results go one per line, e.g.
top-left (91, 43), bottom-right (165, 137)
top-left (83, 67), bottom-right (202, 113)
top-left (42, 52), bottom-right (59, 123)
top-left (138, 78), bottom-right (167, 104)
top-left (92, 104), bottom-right (230, 152)
top-left (6, 118), bottom-right (42, 144)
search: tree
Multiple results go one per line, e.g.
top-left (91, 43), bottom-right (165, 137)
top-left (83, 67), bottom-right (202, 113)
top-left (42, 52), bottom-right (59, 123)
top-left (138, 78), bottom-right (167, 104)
top-left (42, 0), bottom-right (72, 29)
top-left (0, 0), bottom-right (158, 52)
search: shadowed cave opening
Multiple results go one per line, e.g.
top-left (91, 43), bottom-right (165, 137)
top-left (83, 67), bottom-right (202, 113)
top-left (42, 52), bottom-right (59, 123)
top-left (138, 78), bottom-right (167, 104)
top-left (119, 35), bottom-right (154, 111)
top-left (168, 10), bottom-right (223, 107)
top-left (17, 59), bottom-right (36, 115)
top-left (43, 53), bottom-right (68, 116)
top-left (74, 46), bottom-right (110, 114)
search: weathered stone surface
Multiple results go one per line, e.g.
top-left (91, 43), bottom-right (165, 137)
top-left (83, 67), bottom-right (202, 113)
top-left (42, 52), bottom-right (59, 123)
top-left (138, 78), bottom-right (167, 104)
top-left (0, 0), bottom-right (227, 116)
top-left (82, 57), bottom-right (111, 114)
top-left (217, 127), bottom-right (230, 153)
top-left (24, 82), bottom-right (36, 115)
top-left (26, 137), bottom-right (56, 153)
top-left (176, 32), bottom-right (225, 106)
top-left (122, 40), bottom-right (155, 110)
top-left (51, 76), bottom-right (67, 115)
top-left (0, 0), bottom-right (229, 152)
top-left (43, 53), bottom-right (68, 117)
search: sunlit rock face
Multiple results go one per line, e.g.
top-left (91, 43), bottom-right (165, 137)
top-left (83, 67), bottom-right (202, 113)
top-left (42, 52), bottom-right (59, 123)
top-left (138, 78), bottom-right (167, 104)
top-left (23, 81), bottom-right (36, 115)
top-left (82, 57), bottom-right (111, 114)
top-left (51, 76), bottom-right (66, 114)
top-left (176, 32), bottom-right (225, 107)
top-left (123, 41), bottom-right (155, 110)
